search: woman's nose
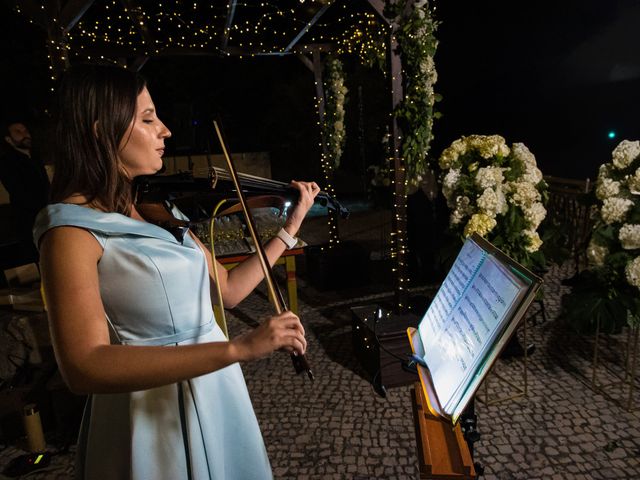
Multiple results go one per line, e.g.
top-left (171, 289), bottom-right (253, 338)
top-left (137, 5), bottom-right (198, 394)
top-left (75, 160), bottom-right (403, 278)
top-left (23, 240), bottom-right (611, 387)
top-left (160, 122), bottom-right (171, 138)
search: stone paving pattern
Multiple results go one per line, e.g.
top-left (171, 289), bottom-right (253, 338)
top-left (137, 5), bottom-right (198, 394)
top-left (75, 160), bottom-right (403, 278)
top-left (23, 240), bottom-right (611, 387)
top-left (1, 210), bottom-right (639, 479)
top-left (232, 261), bottom-right (640, 480)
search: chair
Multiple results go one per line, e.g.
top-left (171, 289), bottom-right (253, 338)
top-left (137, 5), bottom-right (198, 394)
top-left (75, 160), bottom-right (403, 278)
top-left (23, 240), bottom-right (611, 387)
top-left (1, 263), bottom-right (45, 312)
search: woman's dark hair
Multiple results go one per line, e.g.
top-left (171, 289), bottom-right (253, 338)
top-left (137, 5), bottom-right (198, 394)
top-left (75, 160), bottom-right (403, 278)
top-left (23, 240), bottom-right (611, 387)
top-left (51, 64), bottom-right (146, 214)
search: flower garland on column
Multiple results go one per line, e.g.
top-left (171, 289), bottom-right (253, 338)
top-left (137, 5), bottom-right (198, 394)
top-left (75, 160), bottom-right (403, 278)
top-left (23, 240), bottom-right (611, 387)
top-left (387, 0), bottom-right (440, 185)
top-left (320, 56), bottom-right (348, 246)
top-left (322, 57), bottom-right (347, 169)
top-left (379, 0), bottom-right (439, 304)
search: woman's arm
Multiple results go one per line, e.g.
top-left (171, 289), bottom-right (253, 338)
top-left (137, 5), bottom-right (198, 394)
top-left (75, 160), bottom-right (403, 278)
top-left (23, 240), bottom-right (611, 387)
top-left (196, 180), bottom-right (320, 308)
top-left (40, 226), bottom-right (306, 395)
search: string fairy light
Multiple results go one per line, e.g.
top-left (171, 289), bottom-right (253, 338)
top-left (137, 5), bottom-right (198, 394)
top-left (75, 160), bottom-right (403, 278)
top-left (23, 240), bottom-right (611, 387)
top-left (14, 1), bottom-right (389, 64)
top-left (318, 56), bottom-right (347, 247)
top-left (12, 1), bottom-right (429, 311)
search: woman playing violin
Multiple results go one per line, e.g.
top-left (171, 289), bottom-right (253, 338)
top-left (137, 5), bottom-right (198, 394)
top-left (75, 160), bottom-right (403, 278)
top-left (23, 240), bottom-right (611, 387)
top-left (35, 64), bottom-right (320, 479)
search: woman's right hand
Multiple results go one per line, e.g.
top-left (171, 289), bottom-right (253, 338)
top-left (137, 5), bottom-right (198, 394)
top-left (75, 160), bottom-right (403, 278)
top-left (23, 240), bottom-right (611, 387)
top-left (231, 311), bottom-right (307, 362)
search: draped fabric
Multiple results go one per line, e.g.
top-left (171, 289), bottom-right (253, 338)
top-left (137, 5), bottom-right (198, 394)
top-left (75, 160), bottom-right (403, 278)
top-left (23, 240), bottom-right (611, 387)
top-left (34, 203), bottom-right (272, 480)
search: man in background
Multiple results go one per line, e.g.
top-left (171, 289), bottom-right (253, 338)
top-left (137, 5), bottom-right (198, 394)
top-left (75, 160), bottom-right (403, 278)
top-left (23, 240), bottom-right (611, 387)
top-left (0, 120), bottom-right (50, 265)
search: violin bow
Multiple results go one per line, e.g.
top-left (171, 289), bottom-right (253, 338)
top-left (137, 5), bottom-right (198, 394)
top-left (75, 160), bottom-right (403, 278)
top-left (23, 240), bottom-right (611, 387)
top-left (212, 120), bottom-right (314, 381)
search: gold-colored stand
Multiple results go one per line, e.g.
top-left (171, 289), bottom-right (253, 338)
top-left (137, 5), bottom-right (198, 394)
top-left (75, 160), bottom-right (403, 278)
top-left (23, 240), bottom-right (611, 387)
top-left (591, 318), bottom-right (639, 412)
top-left (411, 385), bottom-right (476, 479)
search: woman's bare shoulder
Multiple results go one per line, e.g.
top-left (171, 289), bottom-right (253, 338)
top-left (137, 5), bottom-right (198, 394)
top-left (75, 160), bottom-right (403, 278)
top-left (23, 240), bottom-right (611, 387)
top-left (40, 224), bottom-right (104, 261)
top-left (41, 196), bottom-right (109, 256)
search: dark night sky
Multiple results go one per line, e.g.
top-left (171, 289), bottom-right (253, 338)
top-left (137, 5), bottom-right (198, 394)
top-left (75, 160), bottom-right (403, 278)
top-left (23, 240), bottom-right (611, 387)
top-left (433, 0), bottom-right (640, 180)
top-left (2, 0), bottom-right (640, 188)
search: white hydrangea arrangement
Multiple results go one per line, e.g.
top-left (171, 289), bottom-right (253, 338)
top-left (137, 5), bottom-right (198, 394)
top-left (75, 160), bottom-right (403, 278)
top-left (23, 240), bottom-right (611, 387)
top-left (438, 134), bottom-right (547, 268)
top-left (580, 139), bottom-right (640, 328)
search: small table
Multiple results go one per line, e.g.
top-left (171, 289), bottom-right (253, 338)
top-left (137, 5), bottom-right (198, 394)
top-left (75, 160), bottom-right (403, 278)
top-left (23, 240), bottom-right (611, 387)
top-left (217, 246), bottom-right (305, 314)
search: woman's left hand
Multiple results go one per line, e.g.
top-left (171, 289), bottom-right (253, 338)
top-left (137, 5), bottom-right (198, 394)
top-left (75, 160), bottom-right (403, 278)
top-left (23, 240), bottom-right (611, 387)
top-left (283, 181), bottom-right (321, 236)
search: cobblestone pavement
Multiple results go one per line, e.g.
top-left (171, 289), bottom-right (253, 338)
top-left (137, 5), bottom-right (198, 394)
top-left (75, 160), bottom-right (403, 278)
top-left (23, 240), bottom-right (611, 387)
top-left (234, 261), bottom-right (640, 480)
top-left (1, 211), bottom-right (639, 479)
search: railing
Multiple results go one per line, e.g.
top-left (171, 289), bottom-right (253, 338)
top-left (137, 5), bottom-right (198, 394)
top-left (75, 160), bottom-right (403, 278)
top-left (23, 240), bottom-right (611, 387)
top-left (544, 175), bottom-right (595, 271)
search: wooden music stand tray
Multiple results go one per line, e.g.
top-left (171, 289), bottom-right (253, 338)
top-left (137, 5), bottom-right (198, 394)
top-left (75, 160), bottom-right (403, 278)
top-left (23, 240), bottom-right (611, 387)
top-left (411, 384), bottom-right (476, 479)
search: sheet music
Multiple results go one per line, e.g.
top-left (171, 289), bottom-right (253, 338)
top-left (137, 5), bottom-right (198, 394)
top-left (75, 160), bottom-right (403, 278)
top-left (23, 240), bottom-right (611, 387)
top-left (416, 237), bottom-right (530, 416)
top-left (418, 239), bottom-right (485, 356)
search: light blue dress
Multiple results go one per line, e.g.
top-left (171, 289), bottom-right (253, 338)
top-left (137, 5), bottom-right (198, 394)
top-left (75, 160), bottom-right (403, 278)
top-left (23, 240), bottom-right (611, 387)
top-left (34, 203), bottom-right (272, 480)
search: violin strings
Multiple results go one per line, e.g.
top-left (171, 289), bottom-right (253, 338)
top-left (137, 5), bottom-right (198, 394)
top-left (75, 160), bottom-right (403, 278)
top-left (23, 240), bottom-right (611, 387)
top-left (189, 166), bottom-right (338, 212)
top-left (193, 166), bottom-right (289, 189)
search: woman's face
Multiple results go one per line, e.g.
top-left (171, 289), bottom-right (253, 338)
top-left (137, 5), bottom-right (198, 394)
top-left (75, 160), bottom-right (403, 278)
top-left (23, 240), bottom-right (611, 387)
top-left (118, 87), bottom-right (171, 178)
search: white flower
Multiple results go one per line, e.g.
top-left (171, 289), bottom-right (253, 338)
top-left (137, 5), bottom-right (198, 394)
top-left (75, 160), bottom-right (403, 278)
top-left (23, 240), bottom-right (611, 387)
top-left (475, 166), bottom-right (504, 189)
top-left (521, 165), bottom-right (543, 185)
top-left (596, 177), bottom-right (621, 201)
top-left (628, 167), bottom-right (640, 194)
top-left (419, 56), bottom-right (435, 75)
top-left (477, 188), bottom-right (501, 217)
top-left (442, 168), bottom-right (461, 203)
top-left (450, 209), bottom-right (465, 226)
top-left (476, 187), bottom-right (508, 218)
top-left (522, 202), bottom-right (547, 230)
top-left (427, 63), bottom-right (437, 84)
top-left (523, 230), bottom-right (542, 253)
top-left (507, 181), bottom-right (541, 207)
top-left (598, 163), bottom-right (613, 180)
top-left (512, 143), bottom-right (537, 166)
top-left (587, 239), bottom-right (608, 267)
top-left (619, 224), bottom-right (640, 250)
top-left (601, 197), bottom-right (634, 224)
top-left (450, 195), bottom-right (472, 225)
top-left (495, 187), bottom-right (508, 215)
top-left (625, 256), bottom-right (640, 289)
top-left (323, 58), bottom-right (346, 168)
top-left (611, 140), bottom-right (640, 170)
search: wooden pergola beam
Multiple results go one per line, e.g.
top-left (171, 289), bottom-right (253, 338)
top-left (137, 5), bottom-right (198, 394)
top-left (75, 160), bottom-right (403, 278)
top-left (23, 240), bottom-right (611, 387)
top-left (220, 0), bottom-right (237, 52)
top-left (60, 0), bottom-right (95, 33)
top-left (365, 0), bottom-right (388, 25)
top-left (128, 56), bottom-right (149, 71)
top-left (223, 43), bottom-right (336, 57)
top-left (283, 2), bottom-right (332, 54)
top-left (77, 43), bottom-right (335, 60)
top-left (296, 53), bottom-right (314, 73)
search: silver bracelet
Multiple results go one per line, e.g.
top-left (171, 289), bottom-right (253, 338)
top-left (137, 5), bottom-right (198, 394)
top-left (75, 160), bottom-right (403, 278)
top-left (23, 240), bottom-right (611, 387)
top-left (276, 228), bottom-right (298, 249)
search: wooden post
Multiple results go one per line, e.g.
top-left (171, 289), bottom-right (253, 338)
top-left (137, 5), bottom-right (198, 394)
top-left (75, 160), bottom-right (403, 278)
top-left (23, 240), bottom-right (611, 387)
top-left (388, 27), bottom-right (408, 310)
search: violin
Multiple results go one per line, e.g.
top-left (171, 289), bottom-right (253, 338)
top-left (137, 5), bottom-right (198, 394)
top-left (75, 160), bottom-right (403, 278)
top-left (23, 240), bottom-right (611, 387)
top-left (133, 167), bottom-right (349, 221)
